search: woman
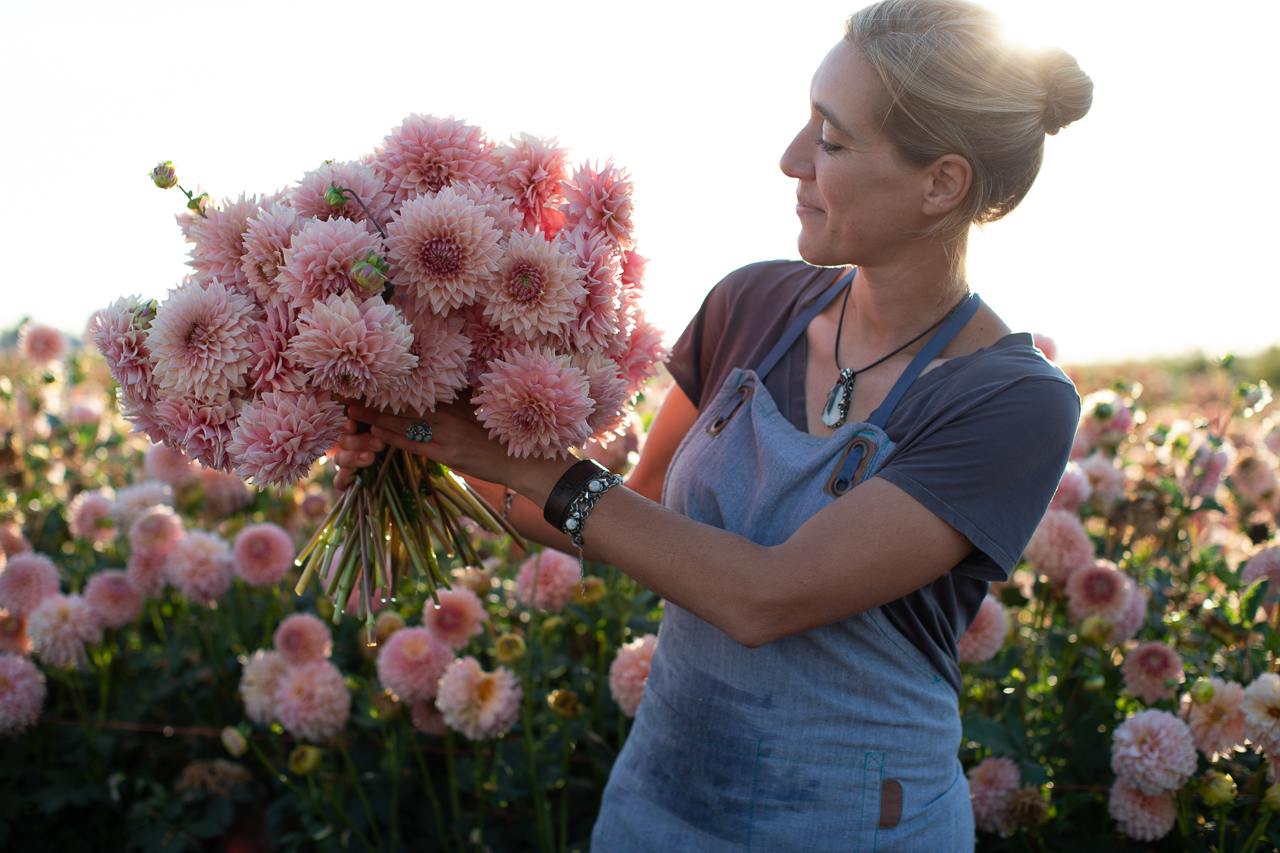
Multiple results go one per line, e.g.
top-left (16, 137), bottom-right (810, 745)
top-left (336, 0), bottom-right (1092, 847)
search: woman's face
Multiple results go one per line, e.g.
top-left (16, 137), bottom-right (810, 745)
top-left (780, 41), bottom-right (930, 268)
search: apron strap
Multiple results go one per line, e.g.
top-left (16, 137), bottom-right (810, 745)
top-left (755, 269), bottom-right (855, 380)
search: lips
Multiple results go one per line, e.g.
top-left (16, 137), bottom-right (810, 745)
top-left (796, 198), bottom-right (824, 215)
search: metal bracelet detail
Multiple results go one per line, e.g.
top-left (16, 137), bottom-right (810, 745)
top-left (559, 472), bottom-right (623, 549)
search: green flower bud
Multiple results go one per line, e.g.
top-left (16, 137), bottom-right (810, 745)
top-left (351, 251), bottom-right (389, 292)
top-left (220, 726), bottom-right (248, 758)
top-left (133, 299), bottom-right (159, 331)
top-left (548, 689), bottom-right (580, 720)
top-left (288, 745), bottom-right (323, 775)
top-left (1265, 783), bottom-right (1280, 812)
top-left (324, 184), bottom-right (349, 208)
top-left (149, 161), bottom-right (178, 189)
top-left (495, 633), bottom-right (526, 664)
top-left (1199, 771), bottom-right (1235, 807)
top-left (1189, 678), bottom-right (1215, 704)
top-left (1079, 614), bottom-right (1112, 646)
top-left (540, 616), bottom-right (566, 638)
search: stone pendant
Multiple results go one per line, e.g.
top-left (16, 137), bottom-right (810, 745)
top-left (821, 369), bottom-right (855, 428)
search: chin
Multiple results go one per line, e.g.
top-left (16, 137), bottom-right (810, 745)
top-left (796, 237), bottom-right (851, 268)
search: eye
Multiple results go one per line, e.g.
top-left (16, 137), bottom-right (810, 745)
top-left (815, 135), bottom-right (842, 154)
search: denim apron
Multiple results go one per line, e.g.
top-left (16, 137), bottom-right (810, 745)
top-left (592, 272), bottom-right (983, 852)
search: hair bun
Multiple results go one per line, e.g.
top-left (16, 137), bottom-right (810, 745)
top-left (1038, 47), bottom-right (1093, 135)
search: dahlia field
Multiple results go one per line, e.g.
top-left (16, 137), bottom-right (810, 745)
top-left (1, 325), bottom-right (1279, 852)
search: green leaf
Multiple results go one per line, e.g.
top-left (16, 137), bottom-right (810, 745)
top-left (998, 585), bottom-right (1029, 608)
top-left (1241, 579), bottom-right (1270, 627)
top-left (961, 715), bottom-right (1020, 758)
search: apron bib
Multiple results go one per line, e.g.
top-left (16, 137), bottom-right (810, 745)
top-left (593, 273), bottom-right (983, 852)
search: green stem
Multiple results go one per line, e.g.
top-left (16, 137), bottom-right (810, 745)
top-left (559, 721), bottom-right (572, 853)
top-left (474, 745), bottom-right (488, 848)
top-left (339, 739), bottom-right (385, 852)
top-left (409, 734), bottom-right (452, 853)
top-left (388, 728), bottom-right (401, 853)
top-left (1239, 812), bottom-right (1270, 853)
top-left (444, 729), bottom-right (463, 850)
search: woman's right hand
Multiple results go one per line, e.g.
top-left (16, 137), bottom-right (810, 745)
top-left (333, 418), bottom-right (386, 491)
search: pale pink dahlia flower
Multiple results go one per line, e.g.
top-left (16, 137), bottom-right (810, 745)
top-left (144, 445), bottom-right (200, 486)
top-left (385, 187), bottom-right (504, 314)
top-left (129, 505), bottom-right (185, 559)
top-left (28, 593), bottom-right (101, 668)
top-left (0, 552), bottom-right (60, 617)
top-left (484, 231), bottom-right (585, 340)
top-left (127, 550), bottom-right (168, 599)
top-left (247, 301), bottom-right (309, 395)
top-left (609, 634), bottom-right (657, 718)
top-left (148, 278), bottom-right (257, 405)
top-left (177, 192), bottom-right (264, 293)
top-left (558, 224), bottom-right (623, 353)
top-left (1109, 780), bottom-right (1175, 842)
top-left (1241, 546), bottom-right (1280, 587)
top-left (1066, 560), bottom-right (1134, 624)
top-left (0, 653), bottom-right (46, 735)
top-left (272, 612), bottom-right (332, 666)
top-left (154, 397), bottom-right (239, 473)
top-left (116, 384), bottom-right (168, 447)
top-left (277, 217), bottom-right (387, 308)
top-left (275, 659), bottom-right (351, 742)
top-left (364, 311), bottom-right (470, 416)
top-left (957, 595), bottom-right (1009, 664)
top-left (452, 180), bottom-right (523, 237)
top-left (1111, 709), bottom-right (1197, 795)
top-left (0, 523), bottom-right (31, 558)
top-left (612, 312), bottom-right (668, 396)
top-left (165, 531), bottom-right (234, 606)
top-left (435, 656), bottom-right (521, 741)
top-left (1023, 509), bottom-right (1094, 583)
top-left (1048, 462), bottom-right (1091, 513)
top-left (1242, 673), bottom-right (1280, 754)
top-left (967, 755), bottom-right (1020, 836)
top-left (459, 303), bottom-right (518, 387)
top-left (83, 570), bottom-right (144, 629)
top-left (411, 700), bottom-right (447, 736)
top-left (473, 347), bottom-right (593, 459)
top-left (228, 391), bottom-right (346, 487)
top-left (1080, 451), bottom-right (1128, 504)
top-left (1121, 643), bottom-right (1183, 704)
top-left (290, 292), bottom-right (416, 400)
top-left (239, 649), bottom-right (289, 725)
top-left (289, 159), bottom-right (393, 226)
top-left (0, 611), bottom-right (31, 656)
top-left (561, 160), bottom-right (634, 250)
top-left (424, 588), bottom-right (487, 650)
top-left (1072, 390), bottom-right (1134, 458)
top-left (375, 114), bottom-right (500, 203)
top-left (239, 203), bottom-right (298, 304)
top-left (197, 467), bottom-right (253, 518)
top-left (18, 323), bottom-right (68, 365)
top-left (67, 491), bottom-right (115, 544)
top-left (493, 133), bottom-right (571, 232)
top-left (1229, 446), bottom-right (1278, 503)
top-left (376, 627), bottom-right (453, 705)
top-left (1185, 439), bottom-right (1232, 498)
top-left (515, 550), bottom-right (582, 613)
top-left (573, 352), bottom-right (631, 441)
top-left (233, 523), bottom-right (295, 588)
top-left (1181, 677), bottom-right (1245, 759)
top-left (90, 296), bottom-right (157, 403)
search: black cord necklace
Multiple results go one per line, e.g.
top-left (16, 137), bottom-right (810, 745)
top-left (820, 282), bottom-right (970, 428)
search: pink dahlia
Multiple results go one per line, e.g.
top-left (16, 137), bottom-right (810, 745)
top-left (1229, 447), bottom-right (1278, 503)
top-left (277, 217), bottom-right (387, 308)
top-left (473, 347), bottom-right (593, 459)
top-left (1072, 390), bottom-right (1134, 458)
top-left (484, 231), bottom-right (585, 340)
top-left (289, 159), bottom-right (392, 227)
top-left (148, 278), bottom-right (257, 405)
top-left (493, 133), bottom-right (571, 232)
top-left (275, 659), bottom-right (351, 742)
top-left (1111, 709), bottom-right (1197, 795)
top-left (129, 505), bottom-right (185, 559)
top-left (0, 552), bottom-right (60, 618)
top-left (239, 203), bottom-right (298, 304)
top-left (247, 301), bottom-right (309, 395)
top-left (561, 160), bottom-right (635, 250)
top-left (144, 445), bottom-right (200, 486)
top-left (576, 353), bottom-right (632, 441)
top-left (233, 523), bottom-right (295, 588)
top-left (1242, 673), bottom-right (1280, 754)
top-left (612, 311), bottom-right (668, 396)
top-left (83, 570), bottom-right (144, 629)
top-left (411, 700), bottom-right (447, 736)
top-left (1032, 333), bottom-right (1058, 362)
top-left (127, 549), bottom-right (168, 599)
top-left (154, 397), bottom-right (238, 473)
top-left (1185, 439), bottom-right (1231, 498)
top-left (228, 391), bottom-right (346, 486)
top-left (197, 467), bottom-right (253, 518)
top-left (1066, 560), bottom-right (1134, 624)
top-left (620, 249), bottom-right (647, 309)
top-left (0, 611), bottom-right (30, 656)
top-left (558, 225), bottom-right (623, 353)
top-left (1109, 780), bottom-right (1175, 842)
top-left (459, 303), bottom-right (518, 387)
top-left (0, 653), bottom-right (46, 735)
top-left (272, 612), bottom-right (332, 666)
top-left (1048, 462), bottom-right (1091, 513)
top-left (423, 588), bottom-right (487, 650)
top-left (385, 187), bottom-right (504, 314)
top-left (1241, 545), bottom-right (1280, 586)
top-left (116, 384), bottom-right (169, 447)
top-left (609, 634), bottom-right (657, 718)
top-left (177, 192), bottom-right (265, 293)
top-left (290, 292), bottom-right (416, 400)
top-left (18, 323), bottom-right (68, 365)
top-left (957, 595), bottom-right (1009, 664)
top-left (1181, 677), bottom-right (1245, 759)
top-left (90, 296), bottom-right (157, 402)
top-left (364, 311), bottom-right (470, 416)
top-left (452, 179), bottom-right (522, 237)
top-left (165, 531), bottom-right (234, 606)
top-left (67, 491), bottom-right (115, 545)
top-left (374, 114), bottom-right (500, 203)
top-left (515, 549), bottom-right (582, 613)
top-left (28, 593), bottom-right (101, 668)
top-left (1122, 643), bottom-right (1183, 704)
top-left (1080, 452), bottom-right (1128, 504)
top-left (968, 755), bottom-right (1020, 836)
top-left (375, 627), bottom-right (453, 705)
top-left (1023, 509), bottom-right (1094, 584)
top-left (239, 649), bottom-right (289, 725)
top-left (435, 656), bottom-right (521, 741)
top-left (0, 523), bottom-right (32, 557)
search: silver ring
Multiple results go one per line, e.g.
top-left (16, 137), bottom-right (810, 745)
top-left (406, 421), bottom-right (433, 443)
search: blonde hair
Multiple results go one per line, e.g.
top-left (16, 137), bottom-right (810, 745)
top-left (845, 0), bottom-right (1093, 237)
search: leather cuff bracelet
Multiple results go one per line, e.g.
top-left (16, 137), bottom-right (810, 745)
top-left (543, 459), bottom-right (609, 531)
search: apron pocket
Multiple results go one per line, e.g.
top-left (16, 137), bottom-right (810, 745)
top-left (747, 747), bottom-right (885, 852)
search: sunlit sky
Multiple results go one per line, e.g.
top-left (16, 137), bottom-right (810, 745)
top-left (1, 0), bottom-right (1275, 365)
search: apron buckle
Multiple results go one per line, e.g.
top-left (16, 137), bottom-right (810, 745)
top-left (706, 384), bottom-right (753, 436)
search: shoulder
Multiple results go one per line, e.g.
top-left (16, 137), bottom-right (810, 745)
top-left (704, 260), bottom-right (837, 316)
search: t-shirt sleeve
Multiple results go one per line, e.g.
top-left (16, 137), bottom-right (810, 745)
top-left (874, 375), bottom-right (1080, 581)
top-left (664, 268), bottom-right (741, 411)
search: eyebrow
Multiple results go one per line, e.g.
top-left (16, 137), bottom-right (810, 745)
top-left (814, 103), bottom-right (859, 141)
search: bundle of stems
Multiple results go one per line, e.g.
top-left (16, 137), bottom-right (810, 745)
top-left (293, 449), bottom-right (525, 643)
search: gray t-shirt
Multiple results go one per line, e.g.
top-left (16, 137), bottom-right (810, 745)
top-left (666, 260), bottom-right (1079, 693)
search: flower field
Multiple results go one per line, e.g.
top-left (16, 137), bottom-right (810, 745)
top-left (1, 324), bottom-right (1278, 852)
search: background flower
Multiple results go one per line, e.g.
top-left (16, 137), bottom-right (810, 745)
top-left (435, 656), bottom-right (521, 741)
top-left (609, 634), bottom-right (656, 718)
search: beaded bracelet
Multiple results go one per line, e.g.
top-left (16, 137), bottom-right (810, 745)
top-left (560, 470), bottom-right (623, 548)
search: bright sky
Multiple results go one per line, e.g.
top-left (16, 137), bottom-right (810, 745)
top-left (1, 0), bottom-right (1275, 365)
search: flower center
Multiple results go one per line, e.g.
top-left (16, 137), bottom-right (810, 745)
top-left (508, 263), bottom-right (545, 303)
top-left (475, 676), bottom-right (495, 704)
top-left (436, 608), bottom-right (460, 632)
top-left (1086, 574), bottom-right (1115, 603)
top-left (420, 238), bottom-right (464, 278)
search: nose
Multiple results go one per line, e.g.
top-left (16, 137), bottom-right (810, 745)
top-left (780, 122), bottom-right (815, 182)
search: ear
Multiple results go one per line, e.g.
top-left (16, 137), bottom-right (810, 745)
top-left (920, 153), bottom-right (972, 217)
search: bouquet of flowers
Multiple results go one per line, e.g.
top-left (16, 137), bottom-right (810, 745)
top-left (90, 115), bottom-right (666, 638)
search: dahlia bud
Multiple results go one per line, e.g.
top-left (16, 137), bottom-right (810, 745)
top-left (1008, 785), bottom-right (1049, 827)
top-left (494, 633), bottom-right (526, 664)
top-left (1265, 783), bottom-right (1280, 812)
top-left (351, 252), bottom-right (390, 292)
top-left (540, 616), bottom-right (565, 638)
top-left (1079, 615), bottom-right (1112, 646)
top-left (220, 726), bottom-right (248, 758)
top-left (288, 745), bottom-right (323, 775)
top-left (324, 184), bottom-right (349, 208)
top-left (578, 576), bottom-right (607, 606)
top-left (548, 689), bottom-right (580, 720)
top-left (1199, 771), bottom-right (1235, 807)
top-left (133, 299), bottom-right (159, 331)
top-left (373, 610), bottom-right (406, 645)
top-left (149, 161), bottom-right (178, 189)
top-left (1190, 678), bottom-right (1215, 705)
